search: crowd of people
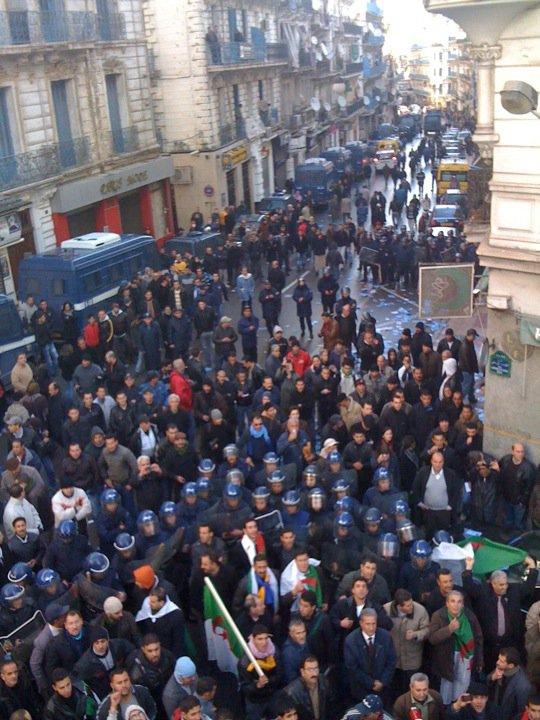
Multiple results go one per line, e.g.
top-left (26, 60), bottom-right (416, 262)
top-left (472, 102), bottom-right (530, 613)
top-left (0, 132), bottom-right (538, 720)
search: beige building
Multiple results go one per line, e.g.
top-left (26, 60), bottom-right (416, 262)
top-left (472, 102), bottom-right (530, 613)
top-left (0, 0), bottom-right (172, 297)
top-left (426, 0), bottom-right (540, 461)
top-left (143, 0), bottom-right (395, 228)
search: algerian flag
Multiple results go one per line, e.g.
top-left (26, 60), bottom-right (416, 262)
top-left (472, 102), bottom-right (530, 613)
top-left (204, 584), bottom-right (243, 675)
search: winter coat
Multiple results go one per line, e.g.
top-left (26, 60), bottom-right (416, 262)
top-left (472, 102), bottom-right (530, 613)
top-left (343, 627), bottom-right (396, 700)
top-left (236, 273), bottom-right (255, 302)
top-left (383, 599), bottom-right (429, 670)
top-left (428, 606), bottom-right (483, 681)
top-left (292, 284), bottom-right (313, 317)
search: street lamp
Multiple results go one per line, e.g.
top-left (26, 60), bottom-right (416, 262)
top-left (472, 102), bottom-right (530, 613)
top-left (500, 80), bottom-right (540, 119)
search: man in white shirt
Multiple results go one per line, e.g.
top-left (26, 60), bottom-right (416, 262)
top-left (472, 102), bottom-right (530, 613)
top-left (3, 484), bottom-right (43, 540)
top-left (51, 478), bottom-right (92, 528)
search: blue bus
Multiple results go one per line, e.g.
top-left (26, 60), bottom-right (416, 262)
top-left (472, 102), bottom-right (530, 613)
top-left (320, 147), bottom-right (352, 177)
top-left (345, 141), bottom-right (370, 174)
top-left (0, 295), bottom-right (37, 387)
top-left (166, 230), bottom-right (222, 259)
top-left (294, 158), bottom-right (336, 206)
top-left (18, 232), bottom-right (158, 316)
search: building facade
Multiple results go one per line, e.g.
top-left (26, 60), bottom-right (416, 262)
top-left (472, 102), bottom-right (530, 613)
top-left (143, 0), bottom-right (394, 228)
top-left (426, 0), bottom-right (540, 461)
top-left (0, 0), bottom-right (173, 297)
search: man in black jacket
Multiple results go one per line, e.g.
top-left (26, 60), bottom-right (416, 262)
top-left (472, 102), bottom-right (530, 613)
top-left (284, 655), bottom-right (332, 720)
top-left (73, 625), bottom-right (133, 700)
top-left (436, 328), bottom-right (462, 361)
top-left (45, 667), bottom-right (98, 720)
top-left (44, 609), bottom-right (90, 683)
top-left (126, 633), bottom-right (174, 716)
top-left (0, 658), bottom-right (43, 718)
top-left (295, 590), bottom-right (334, 671)
top-left (462, 555), bottom-right (538, 669)
top-left (411, 451), bottom-right (463, 538)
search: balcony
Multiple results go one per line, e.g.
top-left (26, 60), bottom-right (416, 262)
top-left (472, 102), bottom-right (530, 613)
top-left (0, 10), bottom-right (125, 48)
top-left (364, 60), bottom-right (386, 80)
top-left (363, 31), bottom-right (384, 48)
top-left (343, 22), bottom-right (363, 36)
top-left (0, 136), bottom-right (91, 192)
top-left (218, 119), bottom-right (246, 147)
top-left (109, 126), bottom-right (139, 155)
top-left (207, 40), bottom-right (288, 68)
top-left (343, 61), bottom-right (363, 76)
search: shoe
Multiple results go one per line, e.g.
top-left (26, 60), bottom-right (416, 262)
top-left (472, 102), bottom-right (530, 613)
top-left (301, 332), bottom-right (305, 338)
top-left (309, 333), bottom-right (314, 340)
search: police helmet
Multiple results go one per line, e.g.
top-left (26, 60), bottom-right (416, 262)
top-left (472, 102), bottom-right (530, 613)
top-left (182, 482), bottom-right (198, 498)
top-left (433, 530), bottom-right (454, 546)
top-left (57, 519), bottom-right (77, 540)
top-left (410, 539), bottom-right (431, 558)
top-left (223, 444), bottom-right (239, 459)
top-left (8, 562), bottom-right (34, 584)
top-left (267, 469), bottom-right (285, 485)
top-left (36, 568), bottom-right (60, 590)
top-left (198, 458), bottom-right (215, 474)
top-left (113, 533), bottom-right (135, 551)
top-left (282, 490), bottom-right (300, 506)
top-left (0, 583), bottom-right (25, 605)
top-left (263, 452), bottom-right (279, 465)
top-left (364, 507), bottom-right (382, 524)
top-left (101, 488), bottom-right (120, 506)
top-left (336, 511), bottom-right (354, 528)
top-left (224, 483), bottom-right (241, 499)
top-left (253, 486), bottom-right (270, 500)
top-left (159, 501), bottom-right (177, 518)
top-left (85, 552), bottom-right (110, 574)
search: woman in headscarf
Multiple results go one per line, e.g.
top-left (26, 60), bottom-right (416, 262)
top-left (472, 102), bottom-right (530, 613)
top-left (439, 357), bottom-right (460, 401)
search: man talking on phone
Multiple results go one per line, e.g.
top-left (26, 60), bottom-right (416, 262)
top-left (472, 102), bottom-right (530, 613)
top-left (448, 682), bottom-right (500, 720)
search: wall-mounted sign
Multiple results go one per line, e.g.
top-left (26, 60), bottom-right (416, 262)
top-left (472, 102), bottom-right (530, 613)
top-left (418, 263), bottom-right (474, 319)
top-left (0, 213), bottom-right (22, 248)
top-left (489, 350), bottom-right (512, 378)
top-left (222, 145), bottom-right (248, 171)
top-left (203, 185), bottom-right (215, 198)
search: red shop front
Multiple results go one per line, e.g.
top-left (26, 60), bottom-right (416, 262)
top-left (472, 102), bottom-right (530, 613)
top-left (51, 157), bottom-right (175, 246)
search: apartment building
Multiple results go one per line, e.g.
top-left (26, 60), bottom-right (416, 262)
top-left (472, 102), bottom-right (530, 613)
top-left (0, 0), bottom-right (173, 296)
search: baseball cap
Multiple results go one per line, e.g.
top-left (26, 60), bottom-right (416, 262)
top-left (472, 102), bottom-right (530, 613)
top-left (273, 325), bottom-right (283, 333)
top-left (45, 603), bottom-right (69, 623)
top-left (466, 328), bottom-right (479, 337)
top-left (174, 656), bottom-right (196, 681)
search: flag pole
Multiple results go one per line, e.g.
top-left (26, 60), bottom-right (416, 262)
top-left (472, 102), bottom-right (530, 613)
top-left (204, 576), bottom-right (264, 678)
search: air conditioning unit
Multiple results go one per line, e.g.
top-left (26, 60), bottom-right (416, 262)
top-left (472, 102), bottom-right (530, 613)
top-left (61, 233), bottom-right (121, 250)
top-left (174, 166), bottom-right (193, 184)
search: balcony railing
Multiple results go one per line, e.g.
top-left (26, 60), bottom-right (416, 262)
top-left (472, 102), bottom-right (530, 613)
top-left (109, 126), bottom-right (139, 155)
top-left (344, 61), bottom-right (363, 75)
top-left (343, 22), bottom-right (363, 35)
top-left (0, 10), bottom-right (125, 47)
top-left (345, 99), bottom-right (364, 115)
top-left (0, 136), bottom-right (91, 192)
top-left (267, 42), bottom-right (289, 61)
top-left (219, 119), bottom-right (246, 146)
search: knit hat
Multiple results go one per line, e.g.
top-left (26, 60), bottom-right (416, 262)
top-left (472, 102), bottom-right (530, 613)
top-left (125, 705), bottom-right (148, 720)
top-left (133, 565), bottom-right (155, 590)
top-left (103, 596), bottom-right (123, 614)
top-left (89, 625), bottom-right (109, 644)
top-left (174, 656), bottom-right (196, 681)
top-left (210, 409), bottom-right (223, 421)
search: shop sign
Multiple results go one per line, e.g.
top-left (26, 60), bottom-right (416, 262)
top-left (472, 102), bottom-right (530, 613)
top-left (0, 212), bottom-right (22, 248)
top-left (519, 314), bottom-right (540, 347)
top-left (489, 351), bottom-right (512, 378)
top-left (222, 145), bottom-right (248, 171)
top-left (204, 185), bottom-right (215, 198)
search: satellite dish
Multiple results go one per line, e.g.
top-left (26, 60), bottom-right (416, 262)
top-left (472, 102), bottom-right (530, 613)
top-left (337, 95), bottom-right (347, 108)
top-left (375, 95), bottom-right (381, 102)
top-left (316, 51), bottom-right (323, 61)
top-left (310, 97), bottom-right (321, 112)
top-left (324, 101), bottom-right (331, 112)
top-left (320, 42), bottom-right (328, 57)
top-left (364, 96), bottom-right (372, 107)
top-left (311, 35), bottom-right (318, 45)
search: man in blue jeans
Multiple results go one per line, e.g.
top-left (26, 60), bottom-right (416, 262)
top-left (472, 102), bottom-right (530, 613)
top-left (31, 299), bottom-right (58, 376)
top-left (458, 328), bottom-right (479, 404)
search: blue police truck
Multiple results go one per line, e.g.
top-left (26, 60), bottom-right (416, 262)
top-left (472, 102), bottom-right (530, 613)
top-left (18, 232), bottom-right (158, 315)
top-left (0, 295), bottom-right (37, 387)
top-left (294, 158), bottom-right (336, 206)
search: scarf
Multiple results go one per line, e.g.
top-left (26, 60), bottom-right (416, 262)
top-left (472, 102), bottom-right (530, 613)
top-left (247, 636), bottom-right (277, 673)
top-left (249, 567), bottom-right (278, 612)
top-left (136, 595), bottom-right (180, 623)
top-left (449, 610), bottom-right (474, 659)
top-left (250, 425), bottom-right (271, 442)
top-left (280, 558), bottom-right (323, 610)
top-left (241, 533), bottom-right (266, 565)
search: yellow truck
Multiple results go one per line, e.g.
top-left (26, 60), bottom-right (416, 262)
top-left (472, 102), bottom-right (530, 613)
top-left (436, 159), bottom-right (469, 198)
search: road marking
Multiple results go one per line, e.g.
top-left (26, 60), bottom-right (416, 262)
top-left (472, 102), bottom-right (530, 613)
top-left (376, 284), bottom-right (417, 307)
top-left (282, 271), bottom-right (310, 294)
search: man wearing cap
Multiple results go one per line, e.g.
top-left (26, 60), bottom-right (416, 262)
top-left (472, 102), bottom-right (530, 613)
top-left (344, 607), bottom-right (397, 702)
top-left (317, 268), bottom-right (339, 314)
top-left (51, 477), bottom-right (92, 528)
top-left (212, 316), bottom-right (238, 361)
top-left (410, 322), bottom-right (432, 367)
top-left (162, 656), bottom-right (198, 719)
top-left (267, 325), bottom-right (288, 358)
top-left (30, 602), bottom-right (69, 696)
top-left (94, 596), bottom-right (141, 646)
top-left (259, 281), bottom-right (281, 336)
top-left (393, 672), bottom-right (444, 720)
top-left (341, 694), bottom-right (384, 720)
top-left (458, 329), bottom-right (479, 405)
top-left (437, 328), bottom-right (462, 362)
top-left (73, 624), bottom-right (133, 700)
top-left (448, 682), bottom-right (500, 720)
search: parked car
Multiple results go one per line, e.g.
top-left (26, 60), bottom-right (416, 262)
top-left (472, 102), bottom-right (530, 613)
top-left (374, 149), bottom-right (397, 172)
top-left (430, 204), bottom-right (465, 231)
top-left (255, 192), bottom-right (293, 213)
top-left (440, 189), bottom-right (469, 218)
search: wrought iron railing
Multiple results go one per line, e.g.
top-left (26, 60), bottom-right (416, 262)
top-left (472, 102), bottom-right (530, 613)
top-left (0, 136), bottom-right (91, 191)
top-left (218, 119), bottom-right (246, 146)
top-left (109, 126), bottom-right (139, 155)
top-left (0, 10), bottom-right (125, 46)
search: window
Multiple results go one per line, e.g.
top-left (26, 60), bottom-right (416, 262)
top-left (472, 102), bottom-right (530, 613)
top-left (26, 277), bottom-right (41, 295)
top-left (105, 74), bottom-right (129, 152)
top-left (51, 80), bottom-right (75, 168)
top-left (52, 278), bottom-right (65, 295)
top-left (232, 84), bottom-right (240, 111)
top-left (83, 270), bottom-right (103, 293)
top-left (0, 87), bottom-right (16, 160)
top-left (258, 80), bottom-right (264, 100)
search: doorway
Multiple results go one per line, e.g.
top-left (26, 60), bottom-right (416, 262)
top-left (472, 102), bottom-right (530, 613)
top-left (226, 169), bottom-right (236, 207)
top-left (241, 161), bottom-right (251, 212)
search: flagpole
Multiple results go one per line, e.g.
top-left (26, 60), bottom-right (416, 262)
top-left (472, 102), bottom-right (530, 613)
top-left (204, 576), bottom-right (264, 678)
